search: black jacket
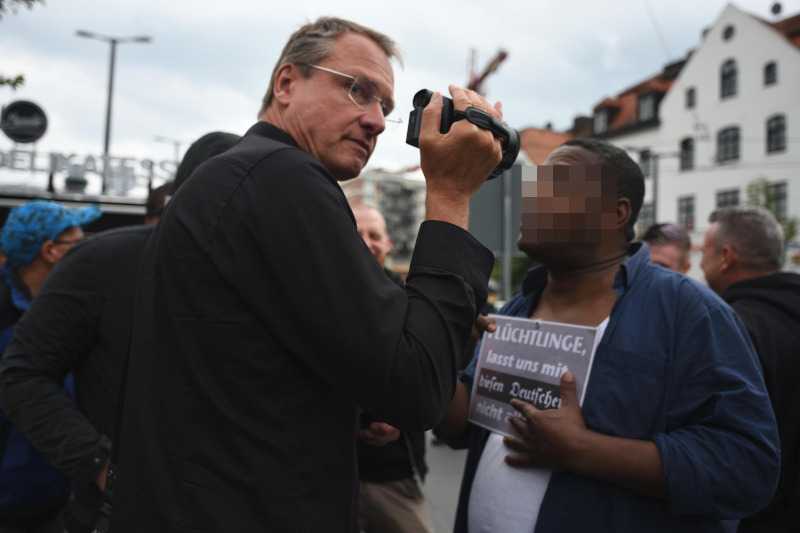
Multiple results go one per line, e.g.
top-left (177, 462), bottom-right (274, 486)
top-left (724, 272), bottom-right (800, 533)
top-left (111, 122), bottom-right (493, 533)
top-left (0, 226), bottom-right (152, 485)
top-left (358, 269), bottom-right (427, 484)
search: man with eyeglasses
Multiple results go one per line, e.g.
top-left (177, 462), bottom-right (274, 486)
top-left (0, 200), bottom-right (100, 533)
top-left (111, 16), bottom-right (503, 533)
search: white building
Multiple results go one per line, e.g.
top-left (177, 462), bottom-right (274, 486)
top-left (592, 4), bottom-right (800, 274)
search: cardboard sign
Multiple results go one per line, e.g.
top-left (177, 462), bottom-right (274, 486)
top-left (468, 315), bottom-right (601, 437)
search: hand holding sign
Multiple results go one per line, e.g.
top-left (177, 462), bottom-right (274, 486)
top-left (467, 315), bottom-right (600, 437)
top-left (503, 371), bottom-right (588, 470)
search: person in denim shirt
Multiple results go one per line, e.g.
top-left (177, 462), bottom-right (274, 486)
top-left (437, 139), bottom-right (779, 533)
top-left (0, 201), bottom-right (100, 532)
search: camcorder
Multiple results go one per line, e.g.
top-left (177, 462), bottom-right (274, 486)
top-left (405, 89), bottom-right (520, 180)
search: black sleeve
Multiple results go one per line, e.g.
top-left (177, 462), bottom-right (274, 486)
top-left (205, 153), bottom-right (494, 430)
top-left (729, 302), bottom-right (776, 399)
top-left (0, 245), bottom-right (108, 485)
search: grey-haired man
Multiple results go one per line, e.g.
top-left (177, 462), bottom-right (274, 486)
top-left (701, 207), bottom-right (800, 533)
top-left (112, 16), bottom-right (503, 533)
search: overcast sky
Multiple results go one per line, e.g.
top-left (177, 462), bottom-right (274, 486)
top-left (2, 0), bottom-right (799, 178)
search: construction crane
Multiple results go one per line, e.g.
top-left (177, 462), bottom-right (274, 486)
top-left (467, 48), bottom-right (509, 95)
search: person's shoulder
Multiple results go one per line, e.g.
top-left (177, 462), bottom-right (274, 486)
top-left (217, 133), bottom-right (327, 178)
top-left (643, 263), bottom-right (730, 321)
top-left (49, 225), bottom-right (153, 285)
top-left (68, 225), bottom-right (152, 259)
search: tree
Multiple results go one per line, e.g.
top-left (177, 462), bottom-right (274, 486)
top-left (746, 177), bottom-right (798, 243)
top-left (1, 0), bottom-right (45, 90)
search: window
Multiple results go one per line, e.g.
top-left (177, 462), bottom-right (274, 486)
top-left (593, 110), bottom-right (608, 134)
top-left (767, 114), bottom-right (786, 153)
top-left (723, 25), bottom-right (735, 41)
top-left (716, 189), bottom-right (740, 208)
top-left (767, 182), bottom-right (788, 221)
top-left (638, 203), bottom-right (655, 232)
top-left (639, 149), bottom-right (651, 178)
top-left (764, 61), bottom-right (777, 86)
top-left (720, 59), bottom-right (737, 99)
top-left (685, 87), bottom-right (696, 109)
top-left (717, 126), bottom-right (740, 163)
top-left (678, 196), bottom-right (695, 231)
top-left (680, 138), bottom-right (694, 171)
top-left (638, 94), bottom-right (655, 122)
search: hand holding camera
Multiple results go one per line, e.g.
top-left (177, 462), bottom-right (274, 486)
top-left (408, 85), bottom-right (518, 229)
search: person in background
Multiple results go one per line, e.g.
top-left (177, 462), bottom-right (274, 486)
top-left (352, 204), bottom-right (433, 533)
top-left (641, 222), bottom-right (691, 274)
top-left (0, 201), bottom-right (100, 533)
top-left (438, 139), bottom-right (779, 533)
top-left (701, 206), bottom-right (800, 533)
top-left (0, 132), bottom-right (240, 533)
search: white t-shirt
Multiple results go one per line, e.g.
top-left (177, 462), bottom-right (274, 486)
top-left (467, 318), bottom-right (609, 533)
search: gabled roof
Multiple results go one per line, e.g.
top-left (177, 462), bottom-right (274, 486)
top-left (591, 59), bottom-right (684, 136)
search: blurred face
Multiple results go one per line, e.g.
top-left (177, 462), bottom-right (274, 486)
top-left (276, 33), bottom-right (394, 180)
top-left (649, 243), bottom-right (690, 273)
top-left (353, 206), bottom-right (393, 267)
top-left (519, 146), bottom-right (622, 263)
top-left (700, 223), bottom-right (725, 293)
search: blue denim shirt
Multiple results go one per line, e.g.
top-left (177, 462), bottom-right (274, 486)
top-left (457, 243), bottom-right (780, 533)
top-left (0, 266), bottom-right (72, 514)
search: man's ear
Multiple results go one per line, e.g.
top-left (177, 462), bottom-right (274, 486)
top-left (616, 197), bottom-right (632, 232)
top-left (272, 64), bottom-right (302, 106)
top-left (719, 244), bottom-right (737, 272)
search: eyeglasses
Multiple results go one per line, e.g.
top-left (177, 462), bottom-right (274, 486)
top-left (304, 64), bottom-right (402, 124)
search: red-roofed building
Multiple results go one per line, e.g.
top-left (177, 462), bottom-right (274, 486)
top-left (577, 4), bottom-right (800, 277)
top-left (591, 58), bottom-right (686, 140)
top-left (518, 126), bottom-right (574, 165)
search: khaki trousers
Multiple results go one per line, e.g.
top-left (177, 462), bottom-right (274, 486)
top-left (358, 478), bottom-right (435, 533)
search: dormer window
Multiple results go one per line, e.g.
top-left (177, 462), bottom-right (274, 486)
top-left (638, 94), bottom-right (656, 122)
top-left (594, 110), bottom-right (608, 134)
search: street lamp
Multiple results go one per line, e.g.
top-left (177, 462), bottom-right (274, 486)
top-left (76, 30), bottom-right (152, 194)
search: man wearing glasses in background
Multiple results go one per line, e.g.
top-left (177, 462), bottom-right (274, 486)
top-left (112, 16), bottom-right (503, 533)
top-left (0, 200), bottom-right (100, 533)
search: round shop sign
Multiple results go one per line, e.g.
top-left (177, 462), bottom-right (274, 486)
top-left (1, 100), bottom-right (48, 144)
